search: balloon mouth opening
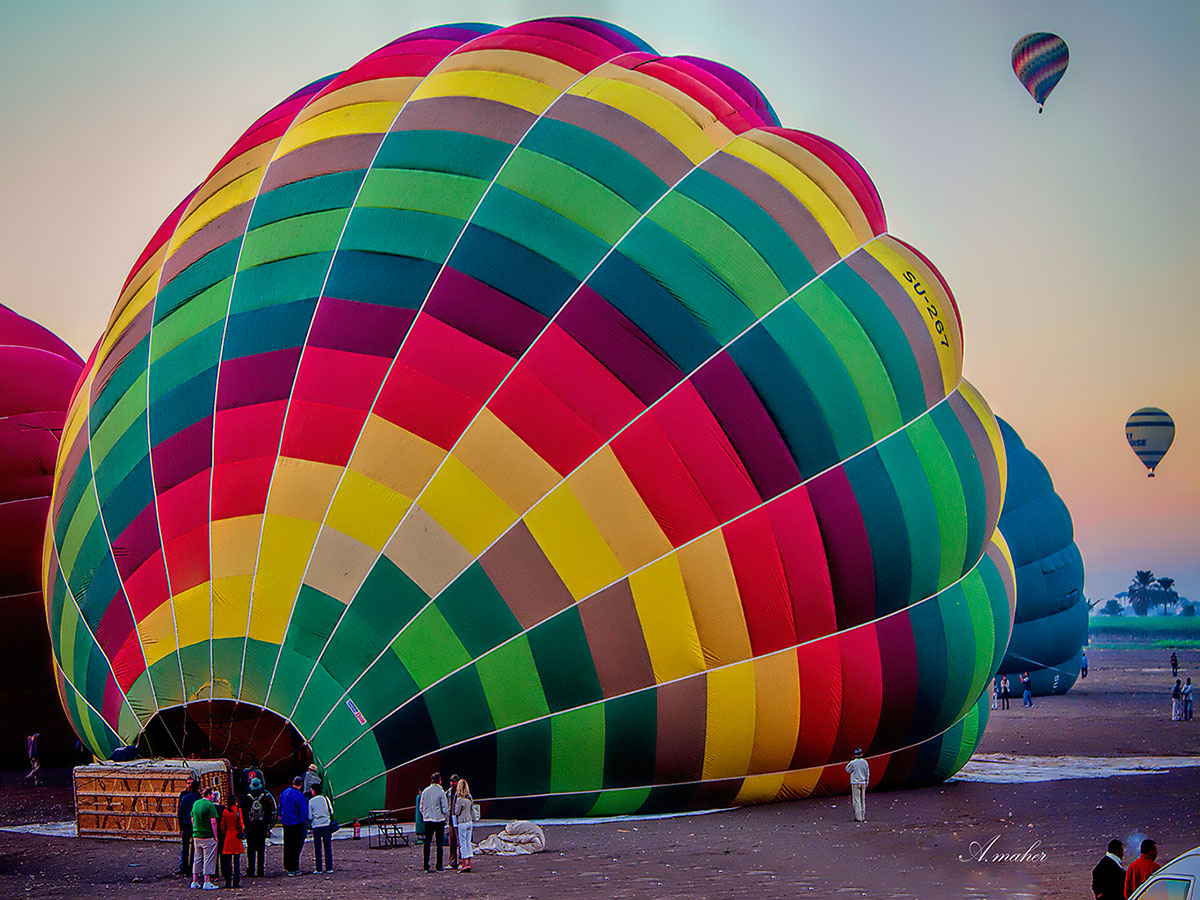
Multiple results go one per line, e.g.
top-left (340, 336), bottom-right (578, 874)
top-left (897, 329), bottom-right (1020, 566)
top-left (137, 700), bottom-right (314, 794)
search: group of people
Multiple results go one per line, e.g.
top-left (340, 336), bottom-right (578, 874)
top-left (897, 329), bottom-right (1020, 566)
top-left (417, 772), bottom-right (477, 873)
top-left (989, 671), bottom-right (1036, 710)
top-left (1168, 651), bottom-right (1192, 722)
top-left (1092, 838), bottom-right (1161, 899)
top-left (177, 763), bottom-right (336, 889)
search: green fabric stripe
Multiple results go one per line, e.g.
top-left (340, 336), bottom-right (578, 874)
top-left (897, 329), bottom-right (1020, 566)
top-left (358, 168), bottom-right (487, 219)
top-left (877, 430), bottom-right (940, 606)
top-left (475, 636), bottom-right (550, 729)
top-left (907, 415), bottom-right (968, 590)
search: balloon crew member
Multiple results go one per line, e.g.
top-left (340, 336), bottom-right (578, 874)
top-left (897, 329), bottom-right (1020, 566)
top-left (279, 776), bottom-right (310, 876)
top-left (419, 772), bottom-right (449, 871)
top-left (176, 779), bottom-right (201, 876)
top-left (240, 776), bottom-right (276, 877)
top-left (845, 749), bottom-right (870, 822)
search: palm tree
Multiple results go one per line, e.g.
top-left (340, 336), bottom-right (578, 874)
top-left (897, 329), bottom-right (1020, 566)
top-left (1156, 576), bottom-right (1179, 612)
top-left (1128, 570), bottom-right (1157, 616)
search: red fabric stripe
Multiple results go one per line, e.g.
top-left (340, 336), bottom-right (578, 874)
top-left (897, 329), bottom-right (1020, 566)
top-left (211, 458), bottom-right (273, 521)
top-left (490, 366), bottom-right (601, 476)
top-left (765, 487), bottom-right (836, 644)
top-left (722, 508), bottom-right (793, 656)
top-left (163, 526), bottom-right (209, 594)
top-left (213, 402), bottom-right (286, 464)
top-left (831, 625), bottom-right (883, 761)
top-left (278, 400), bottom-right (366, 466)
top-left (124, 549), bottom-right (171, 622)
top-left (401, 315), bottom-right (514, 407)
top-left (156, 471), bottom-right (210, 543)
top-left (292, 347), bottom-right (389, 409)
top-left (374, 363), bottom-right (476, 451)
top-left (792, 637), bottom-right (842, 768)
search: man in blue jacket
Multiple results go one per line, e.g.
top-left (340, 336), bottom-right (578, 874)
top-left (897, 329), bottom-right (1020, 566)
top-left (176, 779), bottom-right (201, 875)
top-left (278, 776), bottom-right (309, 876)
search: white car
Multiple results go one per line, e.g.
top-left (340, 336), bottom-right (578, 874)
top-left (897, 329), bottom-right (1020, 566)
top-left (1128, 847), bottom-right (1200, 899)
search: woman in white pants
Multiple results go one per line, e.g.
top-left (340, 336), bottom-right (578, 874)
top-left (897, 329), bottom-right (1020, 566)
top-left (454, 779), bottom-right (476, 872)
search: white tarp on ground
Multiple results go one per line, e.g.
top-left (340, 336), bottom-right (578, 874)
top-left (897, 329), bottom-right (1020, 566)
top-left (955, 754), bottom-right (1200, 783)
top-left (474, 820), bottom-right (546, 854)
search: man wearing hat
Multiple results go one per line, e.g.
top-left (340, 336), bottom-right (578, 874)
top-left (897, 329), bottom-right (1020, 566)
top-left (240, 776), bottom-right (277, 877)
top-left (845, 749), bottom-right (870, 823)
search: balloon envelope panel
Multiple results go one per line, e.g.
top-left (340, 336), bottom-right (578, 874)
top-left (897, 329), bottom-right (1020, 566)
top-left (1, 304), bottom-right (83, 763)
top-left (46, 18), bottom-right (1012, 817)
top-left (995, 418), bottom-right (1086, 695)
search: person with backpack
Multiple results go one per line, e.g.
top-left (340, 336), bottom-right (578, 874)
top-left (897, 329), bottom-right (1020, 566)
top-left (240, 777), bottom-right (276, 878)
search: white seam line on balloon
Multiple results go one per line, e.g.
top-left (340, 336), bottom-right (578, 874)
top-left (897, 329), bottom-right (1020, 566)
top-left (333, 682), bottom-right (992, 809)
top-left (50, 547), bottom-right (148, 740)
top-left (284, 77), bottom-right (772, 727)
top-left (317, 370), bottom-right (978, 766)
top-left (143, 191), bottom-right (208, 711)
top-left (328, 519), bottom-right (1001, 794)
top-left (183, 85), bottom-right (326, 713)
top-left (248, 30), bottom-right (525, 716)
top-left (271, 51), bottom-right (649, 722)
top-left (79, 342), bottom-right (166, 730)
top-left (301, 217), bottom-right (883, 742)
top-left (54, 659), bottom-right (123, 752)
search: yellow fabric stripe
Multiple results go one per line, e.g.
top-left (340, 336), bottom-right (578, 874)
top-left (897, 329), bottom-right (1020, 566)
top-left (702, 661), bottom-right (757, 780)
top-left (676, 532), bottom-right (752, 668)
top-left (571, 72), bottom-right (720, 164)
top-left (210, 515), bottom-right (262, 578)
top-left (411, 69), bottom-right (560, 115)
top-left (167, 166), bottom-right (267, 255)
top-left (325, 468), bottom-right (412, 551)
top-left (289, 76), bottom-right (421, 122)
top-left (350, 416), bottom-right (443, 498)
top-left (212, 575), bottom-right (252, 641)
top-left (779, 767), bottom-right (824, 799)
top-left (724, 135), bottom-right (861, 257)
top-left (453, 409), bottom-right (561, 514)
top-left (566, 446), bottom-right (672, 573)
top-left (275, 101), bottom-right (405, 158)
top-left (421, 454), bottom-right (517, 557)
top-left (264, 457), bottom-right (342, 520)
top-left (434, 47), bottom-right (583, 91)
top-left (740, 129), bottom-right (875, 244)
top-left (865, 236), bottom-right (963, 394)
top-left (172, 582), bottom-right (211, 651)
top-left (139, 601), bottom-right (178, 665)
top-left (734, 772), bottom-right (786, 805)
top-left (749, 651), bottom-right (801, 774)
top-left (524, 482), bottom-right (625, 601)
top-left (183, 139), bottom-right (278, 220)
top-left (627, 557), bottom-right (705, 683)
top-left (958, 379), bottom-right (1007, 501)
top-left (94, 275), bottom-right (156, 370)
top-left (246, 516), bottom-right (322, 645)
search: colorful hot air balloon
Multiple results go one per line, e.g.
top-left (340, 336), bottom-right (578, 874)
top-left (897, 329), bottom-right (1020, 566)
top-left (994, 418), bottom-right (1086, 696)
top-left (1011, 32), bottom-right (1069, 113)
top-left (1, 303), bottom-right (83, 763)
top-left (45, 18), bottom-right (1014, 819)
top-left (1125, 407), bottom-right (1175, 476)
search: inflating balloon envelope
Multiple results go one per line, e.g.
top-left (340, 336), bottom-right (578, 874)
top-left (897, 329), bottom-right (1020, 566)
top-left (45, 18), bottom-right (1015, 818)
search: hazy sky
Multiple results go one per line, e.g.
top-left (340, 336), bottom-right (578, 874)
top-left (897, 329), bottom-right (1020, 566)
top-left (2, 0), bottom-right (1196, 602)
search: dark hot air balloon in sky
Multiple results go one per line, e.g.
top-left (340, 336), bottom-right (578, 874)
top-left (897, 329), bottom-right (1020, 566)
top-left (44, 18), bottom-right (1014, 819)
top-left (1012, 32), bottom-right (1069, 113)
top-left (1125, 407), bottom-right (1175, 477)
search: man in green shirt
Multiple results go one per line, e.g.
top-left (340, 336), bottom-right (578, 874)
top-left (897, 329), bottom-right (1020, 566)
top-left (190, 787), bottom-right (220, 890)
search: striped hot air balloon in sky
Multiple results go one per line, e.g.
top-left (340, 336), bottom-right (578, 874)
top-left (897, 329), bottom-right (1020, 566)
top-left (1011, 32), bottom-right (1069, 113)
top-left (44, 17), bottom-right (1015, 820)
top-left (1125, 407), bottom-right (1175, 477)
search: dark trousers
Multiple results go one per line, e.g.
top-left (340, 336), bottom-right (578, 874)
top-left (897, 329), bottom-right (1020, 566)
top-left (283, 823), bottom-right (306, 873)
top-left (1001, 693), bottom-right (1009, 709)
top-left (448, 817), bottom-right (459, 867)
top-left (179, 829), bottom-right (194, 872)
top-left (220, 853), bottom-right (241, 887)
top-left (312, 825), bottom-right (333, 872)
top-left (245, 824), bottom-right (267, 875)
top-left (423, 821), bottom-right (445, 870)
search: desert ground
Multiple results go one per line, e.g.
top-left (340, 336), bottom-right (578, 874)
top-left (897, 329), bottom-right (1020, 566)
top-left (0, 645), bottom-right (1195, 899)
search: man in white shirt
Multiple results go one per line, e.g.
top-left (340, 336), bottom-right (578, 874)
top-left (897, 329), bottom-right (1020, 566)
top-left (419, 773), bottom-right (450, 871)
top-left (845, 749), bottom-right (870, 822)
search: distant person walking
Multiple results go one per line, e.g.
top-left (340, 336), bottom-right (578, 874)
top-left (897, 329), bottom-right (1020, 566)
top-left (1080, 651), bottom-right (1088, 679)
top-left (845, 749), bottom-right (870, 822)
top-left (1000, 675), bottom-right (1011, 710)
top-left (1090, 838), bottom-right (1124, 900)
top-left (991, 678), bottom-right (999, 710)
top-left (240, 777), bottom-right (276, 877)
top-left (1124, 839), bottom-right (1160, 897)
top-left (419, 772), bottom-right (449, 871)
top-left (279, 776), bottom-right (309, 876)
top-left (1184, 677), bottom-right (1193, 721)
top-left (24, 731), bottom-right (40, 786)
top-left (219, 792), bottom-right (244, 888)
top-left (190, 787), bottom-right (220, 890)
top-left (1170, 651), bottom-right (1178, 677)
top-left (454, 778), bottom-right (476, 872)
top-left (176, 779), bottom-right (201, 876)
top-left (308, 784), bottom-right (335, 874)
top-left (1021, 672), bottom-right (1034, 707)
top-left (1171, 679), bottom-right (1183, 721)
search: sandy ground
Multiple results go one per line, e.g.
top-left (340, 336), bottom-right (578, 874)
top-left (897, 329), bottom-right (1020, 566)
top-left (0, 645), bottom-right (1196, 899)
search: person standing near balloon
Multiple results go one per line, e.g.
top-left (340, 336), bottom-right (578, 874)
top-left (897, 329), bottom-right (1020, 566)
top-left (240, 776), bottom-right (276, 877)
top-left (845, 749), bottom-right (870, 822)
top-left (1171, 679), bottom-right (1183, 721)
top-left (1081, 650), bottom-right (1088, 679)
top-left (278, 776), bottom-right (310, 876)
top-left (419, 773), bottom-right (449, 872)
top-left (1000, 675), bottom-right (1011, 710)
top-left (1183, 677), bottom-right (1193, 721)
top-left (454, 779), bottom-right (476, 872)
top-left (1171, 651), bottom-right (1179, 677)
top-left (1021, 672), bottom-right (1034, 707)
